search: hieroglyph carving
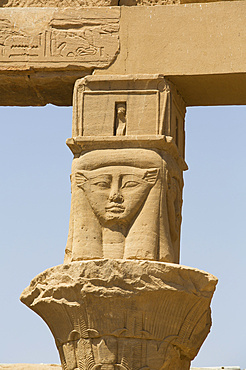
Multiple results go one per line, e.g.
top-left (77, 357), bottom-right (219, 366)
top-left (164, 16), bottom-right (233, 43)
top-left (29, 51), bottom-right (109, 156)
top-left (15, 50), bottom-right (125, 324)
top-left (0, 9), bottom-right (119, 68)
top-left (0, 0), bottom-right (118, 7)
top-left (65, 148), bottom-right (183, 263)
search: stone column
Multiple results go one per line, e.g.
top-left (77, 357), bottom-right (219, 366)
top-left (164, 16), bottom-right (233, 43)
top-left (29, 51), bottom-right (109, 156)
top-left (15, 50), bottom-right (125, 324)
top-left (21, 75), bottom-right (217, 370)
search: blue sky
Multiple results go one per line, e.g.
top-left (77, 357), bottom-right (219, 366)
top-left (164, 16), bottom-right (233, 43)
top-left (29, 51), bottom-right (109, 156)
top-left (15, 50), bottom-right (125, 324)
top-left (1, 105), bottom-right (246, 368)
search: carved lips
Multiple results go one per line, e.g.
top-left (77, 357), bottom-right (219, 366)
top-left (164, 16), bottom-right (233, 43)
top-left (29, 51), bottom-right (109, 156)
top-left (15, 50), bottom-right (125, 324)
top-left (105, 204), bottom-right (125, 214)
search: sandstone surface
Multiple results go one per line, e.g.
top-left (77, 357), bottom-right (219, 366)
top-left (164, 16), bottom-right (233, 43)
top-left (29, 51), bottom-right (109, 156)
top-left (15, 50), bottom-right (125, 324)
top-left (65, 75), bottom-right (186, 265)
top-left (21, 259), bottom-right (218, 370)
top-left (0, 2), bottom-right (246, 105)
top-left (0, 366), bottom-right (61, 370)
top-left (0, 365), bottom-right (242, 370)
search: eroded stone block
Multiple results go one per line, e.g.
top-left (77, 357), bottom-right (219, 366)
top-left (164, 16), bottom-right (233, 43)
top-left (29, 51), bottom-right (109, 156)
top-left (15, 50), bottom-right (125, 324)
top-left (21, 260), bottom-right (218, 370)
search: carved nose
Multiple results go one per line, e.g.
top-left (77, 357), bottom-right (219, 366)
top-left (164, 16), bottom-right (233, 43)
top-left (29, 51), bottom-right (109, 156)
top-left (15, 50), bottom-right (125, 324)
top-left (109, 190), bottom-right (123, 203)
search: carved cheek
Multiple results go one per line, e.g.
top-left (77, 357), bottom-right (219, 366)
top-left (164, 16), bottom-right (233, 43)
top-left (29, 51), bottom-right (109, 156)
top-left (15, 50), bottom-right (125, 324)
top-left (83, 184), bottom-right (108, 214)
top-left (91, 186), bottom-right (109, 200)
top-left (122, 184), bottom-right (150, 208)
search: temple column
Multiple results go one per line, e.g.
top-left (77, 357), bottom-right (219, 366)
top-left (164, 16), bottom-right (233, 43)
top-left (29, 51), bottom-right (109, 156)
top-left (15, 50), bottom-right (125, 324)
top-left (21, 74), bottom-right (217, 370)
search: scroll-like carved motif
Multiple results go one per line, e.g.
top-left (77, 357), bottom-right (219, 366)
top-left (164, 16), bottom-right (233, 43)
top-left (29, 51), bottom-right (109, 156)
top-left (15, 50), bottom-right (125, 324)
top-left (0, 9), bottom-right (119, 68)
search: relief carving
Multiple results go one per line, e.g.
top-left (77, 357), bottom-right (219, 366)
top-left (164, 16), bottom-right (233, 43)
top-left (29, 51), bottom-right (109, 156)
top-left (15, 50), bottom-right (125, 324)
top-left (0, 9), bottom-right (119, 68)
top-left (64, 75), bottom-right (187, 264)
top-left (49, 16), bottom-right (119, 63)
top-left (19, 68), bottom-right (217, 370)
top-left (0, 19), bottom-right (45, 59)
top-left (65, 148), bottom-right (183, 263)
top-left (0, 0), bottom-right (118, 6)
top-left (21, 260), bottom-right (218, 370)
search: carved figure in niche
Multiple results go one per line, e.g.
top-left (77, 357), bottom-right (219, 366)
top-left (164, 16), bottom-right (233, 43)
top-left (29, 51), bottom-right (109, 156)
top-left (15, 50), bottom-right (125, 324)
top-left (64, 148), bottom-right (183, 263)
top-left (115, 102), bottom-right (126, 136)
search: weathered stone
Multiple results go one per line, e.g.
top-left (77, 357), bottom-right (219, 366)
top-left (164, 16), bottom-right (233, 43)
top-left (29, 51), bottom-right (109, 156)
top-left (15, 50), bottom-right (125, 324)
top-left (0, 8), bottom-right (119, 69)
top-left (15, 70), bottom-right (219, 368)
top-left (67, 147), bottom-right (184, 263)
top-left (21, 260), bottom-right (218, 370)
top-left (95, 2), bottom-right (246, 106)
top-left (0, 365), bottom-right (242, 370)
top-left (0, 0), bottom-right (118, 6)
top-left (0, 7), bottom-right (119, 105)
top-left (0, 71), bottom-right (87, 106)
top-left (0, 366), bottom-right (61, 370)
top-left (6, 0), bottom-right (231, 359)
top-left (0, 0), bottom-right (239, 7)
top-left (64, 75), bottom-right (186, 264)
top-left (69, 75), bottom-right (186, 158)
top-left (0, 2), bottom-right (246, 105)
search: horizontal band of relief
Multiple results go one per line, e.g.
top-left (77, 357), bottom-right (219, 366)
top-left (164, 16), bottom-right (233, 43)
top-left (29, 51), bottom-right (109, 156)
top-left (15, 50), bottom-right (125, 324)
top-left (66, 135), bottom-right (188, 171)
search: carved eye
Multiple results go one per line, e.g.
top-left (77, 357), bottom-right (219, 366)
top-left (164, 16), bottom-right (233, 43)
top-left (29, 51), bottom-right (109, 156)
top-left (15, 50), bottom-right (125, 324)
top-left (92, 181), bottom-right (111, 189)
top-left (122, 181), bottom-right (140, 189)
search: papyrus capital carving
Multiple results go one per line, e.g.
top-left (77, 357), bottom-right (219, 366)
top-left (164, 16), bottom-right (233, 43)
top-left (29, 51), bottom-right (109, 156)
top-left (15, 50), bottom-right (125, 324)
top-left (21, 260), bottom-right (218, 370)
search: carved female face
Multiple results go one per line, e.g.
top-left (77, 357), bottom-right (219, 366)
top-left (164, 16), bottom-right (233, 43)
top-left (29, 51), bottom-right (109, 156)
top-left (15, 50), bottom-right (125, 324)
top-left (76, 166), bottom-right (158, 225)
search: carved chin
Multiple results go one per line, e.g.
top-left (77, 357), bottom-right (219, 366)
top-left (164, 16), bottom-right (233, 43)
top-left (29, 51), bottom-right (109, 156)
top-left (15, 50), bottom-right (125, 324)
top-left (104, 208), bottom-right (126, 222)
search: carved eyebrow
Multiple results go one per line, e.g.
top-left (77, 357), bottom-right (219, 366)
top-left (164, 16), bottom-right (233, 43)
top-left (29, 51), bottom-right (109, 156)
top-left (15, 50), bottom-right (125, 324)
top-left (88, 174), bottom-right (112, 181)
top-left (120, 173), bottom-right (143, 177)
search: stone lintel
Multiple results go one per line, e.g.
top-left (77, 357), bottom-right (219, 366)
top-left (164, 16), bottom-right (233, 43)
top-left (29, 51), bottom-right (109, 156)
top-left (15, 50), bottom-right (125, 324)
top-left (95, 1), bottom-right (246, 107)
top-left (0, 7), bottom-right (120, 105)
top-left (0, 366), bottom-right (242, 370)
top-left (97, 2), bottom-right (246, 78)
top-left (168, 73), bottom-right (246, 106)
top-left (0, 70), bottom-right (88, 106)
top-left (0, 2), bottom-right (245, 106)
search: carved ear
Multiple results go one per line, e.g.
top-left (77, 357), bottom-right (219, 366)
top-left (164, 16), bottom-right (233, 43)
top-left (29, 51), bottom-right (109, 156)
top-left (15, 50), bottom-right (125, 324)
top-left (143, 168), bottom-right (159, 185)
top-left (75, 171), bottom-right (88, 189)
